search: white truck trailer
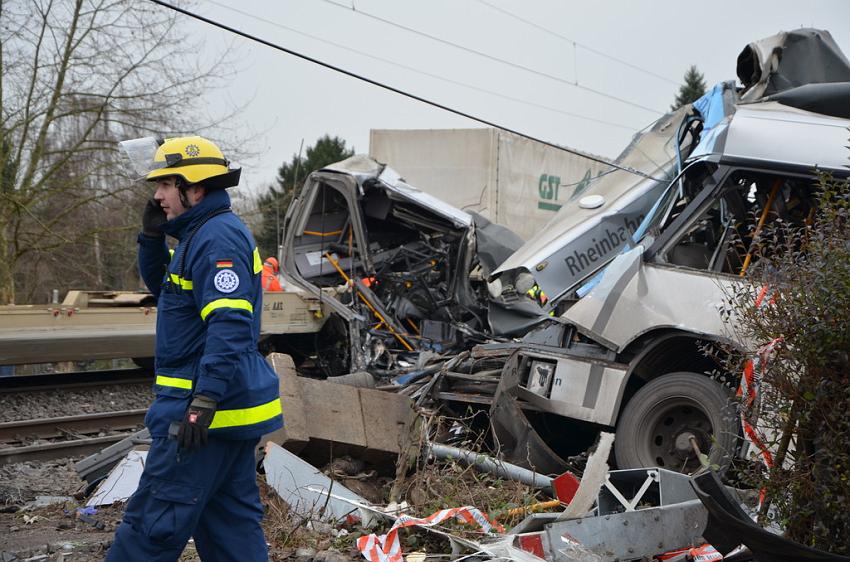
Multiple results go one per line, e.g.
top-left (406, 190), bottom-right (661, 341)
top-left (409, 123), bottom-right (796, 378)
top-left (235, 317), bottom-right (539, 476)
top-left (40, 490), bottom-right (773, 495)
top-left (369, 128), bottom-right (611, 240)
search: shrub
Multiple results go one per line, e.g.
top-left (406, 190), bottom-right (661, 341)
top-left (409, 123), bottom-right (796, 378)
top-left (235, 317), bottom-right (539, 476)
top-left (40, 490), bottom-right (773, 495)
top-left (725, 169), bottom-right (850, 552)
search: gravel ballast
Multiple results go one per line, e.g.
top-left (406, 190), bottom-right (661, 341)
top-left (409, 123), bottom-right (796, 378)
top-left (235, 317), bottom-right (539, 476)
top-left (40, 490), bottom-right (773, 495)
top-left (0, 383), bottom-right (152, 423)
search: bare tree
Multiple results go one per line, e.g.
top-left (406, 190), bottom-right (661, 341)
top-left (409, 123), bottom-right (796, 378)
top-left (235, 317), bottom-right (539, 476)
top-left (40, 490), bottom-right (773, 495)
top-left (0, 0), bottom-right (239, 303)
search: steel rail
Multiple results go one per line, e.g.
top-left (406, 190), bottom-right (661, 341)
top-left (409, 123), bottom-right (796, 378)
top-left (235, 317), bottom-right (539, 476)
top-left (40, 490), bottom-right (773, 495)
top-left (0, 409), bottom-right (147, 443)
top-left (0, 434), bottom-right (137, 466)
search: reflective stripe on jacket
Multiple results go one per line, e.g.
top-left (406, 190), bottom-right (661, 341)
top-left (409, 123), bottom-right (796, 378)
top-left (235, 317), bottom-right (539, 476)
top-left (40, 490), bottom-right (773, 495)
top-left (138, 188), bottom-right (283, 440)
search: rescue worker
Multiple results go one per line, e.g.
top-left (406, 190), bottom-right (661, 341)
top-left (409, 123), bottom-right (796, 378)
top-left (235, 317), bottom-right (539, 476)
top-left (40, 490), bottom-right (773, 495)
top-left (107, 136), bottom-right (283, 562)
top-left (261, 256), bottom-right (283, 291)
top-left (526, 283), bottom-right (549, 307)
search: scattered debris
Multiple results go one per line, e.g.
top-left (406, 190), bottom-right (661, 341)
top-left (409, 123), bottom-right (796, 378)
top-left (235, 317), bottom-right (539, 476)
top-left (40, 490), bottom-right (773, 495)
top-left (74, 428), bottom-right (150, 484)
top-left (426, 442), bottom-right (555, 493)
top-left (85, 449), bottom-right (147, 507)
top-left (24, 496), bottom-right (73, 510)
top-left (263, 441), bottom-right (371, 522)
top-left (692, 470), bottom-right (850, 561)
top-left (281, 155), bottom-right (529, 378)
top-left (15, 27), bottom-right (848, 562)
top-left (558, 432), bottom-right (613, 520)
top-left (357, 505), bottom-right (503, 562)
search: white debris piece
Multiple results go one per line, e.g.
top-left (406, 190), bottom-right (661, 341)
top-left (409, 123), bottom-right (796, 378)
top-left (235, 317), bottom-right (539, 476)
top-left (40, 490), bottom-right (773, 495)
top-left (87, 450), bottom-right (147, 506)
top-left (557, 432), bottom-right (614, 520)
top-left (263, 441), bottom-right (370, 521)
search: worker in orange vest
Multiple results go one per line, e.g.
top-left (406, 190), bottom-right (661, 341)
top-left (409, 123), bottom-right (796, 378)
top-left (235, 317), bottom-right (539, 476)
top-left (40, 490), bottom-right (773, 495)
top-left (261, 256), bottom-right (283, 291)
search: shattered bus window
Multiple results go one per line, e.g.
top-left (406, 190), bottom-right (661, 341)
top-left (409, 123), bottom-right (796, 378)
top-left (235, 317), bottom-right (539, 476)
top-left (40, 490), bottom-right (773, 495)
top-left (652, 168), bottom-right (818, 275)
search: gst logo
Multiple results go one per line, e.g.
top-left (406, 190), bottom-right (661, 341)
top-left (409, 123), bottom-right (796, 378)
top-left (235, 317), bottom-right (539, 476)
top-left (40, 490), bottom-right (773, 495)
top-left (538, 174), bottom-right (562, 212)
top-left (538, 174), bottom-right (561, 201)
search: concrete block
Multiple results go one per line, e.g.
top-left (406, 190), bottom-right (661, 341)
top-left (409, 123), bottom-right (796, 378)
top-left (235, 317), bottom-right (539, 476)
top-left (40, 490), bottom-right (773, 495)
top-left (264, 353), bottom-right (309, 450)
top-left (360, 388), bottom-right (416, 454)
top-left (300, 377), bottom-right (368, 447)
top-left (263, 353), bottom-right (416, 456)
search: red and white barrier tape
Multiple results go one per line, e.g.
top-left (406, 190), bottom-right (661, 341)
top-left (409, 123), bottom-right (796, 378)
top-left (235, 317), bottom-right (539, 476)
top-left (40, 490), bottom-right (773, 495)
top-left (658, 544), bottom-right (723, 561)
top-left (736, 284), bottom-right (782, 508)
top-left (357, 506), bottom-right (504, 562)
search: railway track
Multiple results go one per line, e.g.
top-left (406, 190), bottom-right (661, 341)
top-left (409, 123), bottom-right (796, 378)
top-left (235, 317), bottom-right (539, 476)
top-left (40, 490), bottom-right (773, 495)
top-left (0, 367), bottom-right (153, 393)
top-left (0, 368), bottom-right (153, 465)
top-left (0, 409), bottom-right (147, 465)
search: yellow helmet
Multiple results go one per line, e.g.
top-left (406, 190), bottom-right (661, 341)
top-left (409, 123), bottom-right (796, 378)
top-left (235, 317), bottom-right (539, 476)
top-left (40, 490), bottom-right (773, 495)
top-left (145, 136), bottom-right (240, 189)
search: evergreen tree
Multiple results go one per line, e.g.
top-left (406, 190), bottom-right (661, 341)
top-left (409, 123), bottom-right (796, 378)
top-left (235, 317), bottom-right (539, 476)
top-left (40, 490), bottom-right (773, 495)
top-left (671, 65), bottom-right (707, 110)
top-left (256, 135), bottom-right (354, 259)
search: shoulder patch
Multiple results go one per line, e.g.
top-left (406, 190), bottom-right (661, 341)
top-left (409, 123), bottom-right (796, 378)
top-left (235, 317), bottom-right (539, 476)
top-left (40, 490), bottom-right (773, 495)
top-left (213, 269), bottom-right (239, 293)
top-left (216, 260), bottom-right (233, 268)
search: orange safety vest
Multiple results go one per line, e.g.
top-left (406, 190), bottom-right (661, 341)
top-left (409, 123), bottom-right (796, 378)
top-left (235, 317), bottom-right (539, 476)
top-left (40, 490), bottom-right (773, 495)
top-left (261, 264), bottom-right (282, 291)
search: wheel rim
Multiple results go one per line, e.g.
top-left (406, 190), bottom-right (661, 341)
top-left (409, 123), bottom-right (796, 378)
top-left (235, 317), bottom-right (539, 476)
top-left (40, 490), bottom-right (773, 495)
top-left (636, 397), bottom-right (714, 473)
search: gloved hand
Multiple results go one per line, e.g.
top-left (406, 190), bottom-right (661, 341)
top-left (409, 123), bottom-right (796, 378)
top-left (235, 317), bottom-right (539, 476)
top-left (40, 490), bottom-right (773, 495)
top-left (176, 395), bottom-right (217, 451)
top-left (141, 198), bottom-right (167, 238)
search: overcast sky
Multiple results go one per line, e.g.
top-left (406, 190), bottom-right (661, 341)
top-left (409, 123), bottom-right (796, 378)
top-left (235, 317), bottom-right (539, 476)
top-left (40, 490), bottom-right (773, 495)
top-left (176, 0), bottom-right (850, 193)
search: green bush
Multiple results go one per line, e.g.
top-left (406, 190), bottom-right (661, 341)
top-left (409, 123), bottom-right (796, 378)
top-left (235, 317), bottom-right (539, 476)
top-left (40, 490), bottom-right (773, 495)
top-left (726, 170), bottom-right (850, 552)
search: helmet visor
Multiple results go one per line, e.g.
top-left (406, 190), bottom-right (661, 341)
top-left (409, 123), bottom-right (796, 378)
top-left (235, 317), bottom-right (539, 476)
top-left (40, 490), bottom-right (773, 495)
top-left (117, 137), bottom-right (164, 180)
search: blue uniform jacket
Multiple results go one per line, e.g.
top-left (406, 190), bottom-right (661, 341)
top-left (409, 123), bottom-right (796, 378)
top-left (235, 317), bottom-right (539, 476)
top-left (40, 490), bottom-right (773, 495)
top-left (138, 188), bottom-right (283, 440)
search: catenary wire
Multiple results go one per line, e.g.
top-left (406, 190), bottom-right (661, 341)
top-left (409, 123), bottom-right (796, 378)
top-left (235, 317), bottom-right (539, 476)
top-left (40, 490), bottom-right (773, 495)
top-left (204, 0), bottom-right (637, 131)
top-left (147, 0), bottom-right (662, 180)
top-left (318, 0), bottom-right (665, 115)
top-left (471, 0), bottom-right (683, 87)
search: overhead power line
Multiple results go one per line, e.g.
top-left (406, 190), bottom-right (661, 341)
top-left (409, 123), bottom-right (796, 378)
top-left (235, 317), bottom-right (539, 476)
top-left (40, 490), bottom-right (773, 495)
top-left (147, 0), bottom-right (661, 180)
top-left (205, 0), bottom-right (636, 131)
top-left (471, 0), bottom-right (683, 87)
top-left (319, 0), bottom-right (664, 115)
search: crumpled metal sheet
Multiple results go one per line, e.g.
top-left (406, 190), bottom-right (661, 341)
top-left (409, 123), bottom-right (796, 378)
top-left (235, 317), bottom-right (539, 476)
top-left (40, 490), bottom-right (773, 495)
top-left (737, 28), bottom-right (850, 102)
top-left (489, 351), bottom-right (570, 475)
top-left (692, 471), bottom-right (850, 561)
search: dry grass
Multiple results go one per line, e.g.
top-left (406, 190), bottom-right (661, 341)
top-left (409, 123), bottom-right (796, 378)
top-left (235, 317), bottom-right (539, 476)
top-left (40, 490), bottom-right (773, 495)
top-left (260, 478), bottom-right (341, 552)
top-left (258, 413), bottom-right (549, 557)
top-left (402, 457), bottom-right (545, 531)
top-left (398, 413), bottom-right (549, 535)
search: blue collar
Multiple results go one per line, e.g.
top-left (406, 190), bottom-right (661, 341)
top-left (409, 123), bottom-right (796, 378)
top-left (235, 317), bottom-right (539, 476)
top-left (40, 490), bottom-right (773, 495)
top-left (162, 188), bottom-right (231, 240)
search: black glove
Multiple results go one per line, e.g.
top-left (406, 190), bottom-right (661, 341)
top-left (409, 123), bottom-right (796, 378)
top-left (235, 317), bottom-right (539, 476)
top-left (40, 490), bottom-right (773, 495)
top-left (141, 198), bottom-right (167, 238)
top-left (176, 395), bottom-right (217, 451)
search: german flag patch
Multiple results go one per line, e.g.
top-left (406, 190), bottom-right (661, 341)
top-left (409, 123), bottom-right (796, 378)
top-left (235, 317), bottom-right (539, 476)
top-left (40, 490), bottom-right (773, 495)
top-left (216, 260), bottom-right (233, 269)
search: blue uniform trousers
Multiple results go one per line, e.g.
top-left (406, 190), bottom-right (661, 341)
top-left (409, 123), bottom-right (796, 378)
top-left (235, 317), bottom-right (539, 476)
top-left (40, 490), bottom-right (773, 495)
top-left (105, 436), bottom-right (267, 562)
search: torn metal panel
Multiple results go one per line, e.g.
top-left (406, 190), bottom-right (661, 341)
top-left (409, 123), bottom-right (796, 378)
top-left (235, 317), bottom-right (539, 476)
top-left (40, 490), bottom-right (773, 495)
top-left (281, 155), bottom-right (505, 375)
top-left (738, 28), bottom-right (850, 103)
top-left (469, 212), bottom-right (525, 275)
top-left (263, 442), bottom-right (369, 521)
top-left (86, 450), bottom-right (147, 507)
top-left (490, 355), bottom-right (570, 474)
top-left (375, 163), bottom-right (473, 230)
top-left (75, 428), bottom-right (151, 483)
top-left (689, 102), bottom-right (850, 174)
top-left (562, 247), bottom-right (738, 353)
top-left (547, 500), bottom-right (708, 562)
top-left (692, 470), bottom-right (850, 561)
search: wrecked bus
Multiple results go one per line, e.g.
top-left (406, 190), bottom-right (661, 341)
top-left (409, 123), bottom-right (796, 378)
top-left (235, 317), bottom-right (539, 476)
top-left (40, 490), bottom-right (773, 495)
top-left (280, 28), bottom-right (850, 474)
top-left (486, 28), bottom-right (850, 473)
top-left (280, 155), bottom-right (524, 377)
